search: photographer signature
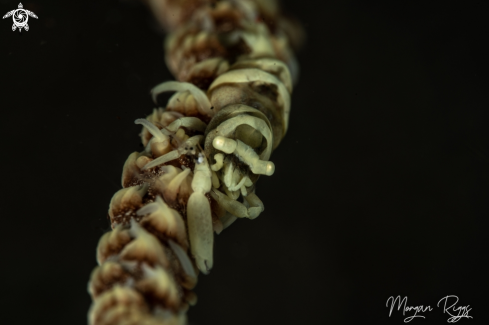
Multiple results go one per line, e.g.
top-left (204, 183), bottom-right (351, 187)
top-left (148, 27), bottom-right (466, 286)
top-left (386, 295), bottom-right (472, 323)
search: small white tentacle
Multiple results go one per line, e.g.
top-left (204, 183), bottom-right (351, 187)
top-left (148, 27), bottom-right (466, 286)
top-left (166, 168), bottom-right (191, 202)
top-left (142, 150), bottom-right (180, 170)
top-left (166, 117), bottom-right (207, 133)
top-left (135, 119), bottom-right (167, 142)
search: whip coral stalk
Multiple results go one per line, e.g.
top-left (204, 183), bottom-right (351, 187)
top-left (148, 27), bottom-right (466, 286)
top-left (87, 0), bottom-right (303, 324)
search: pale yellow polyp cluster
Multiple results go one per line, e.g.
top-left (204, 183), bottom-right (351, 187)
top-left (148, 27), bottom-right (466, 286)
top-left (88, 0), bottom-right (301, 324)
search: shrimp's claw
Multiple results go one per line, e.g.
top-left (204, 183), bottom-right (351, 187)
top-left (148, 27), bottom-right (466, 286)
top-left (187, 192), bottom-right (213, 274)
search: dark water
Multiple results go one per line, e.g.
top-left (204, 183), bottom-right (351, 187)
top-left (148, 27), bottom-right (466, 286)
top-left (1, 0), bottom-right (487, 324)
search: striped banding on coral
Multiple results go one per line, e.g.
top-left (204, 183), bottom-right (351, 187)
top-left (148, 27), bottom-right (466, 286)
top-left (87, 1), bottom-right (301, 324)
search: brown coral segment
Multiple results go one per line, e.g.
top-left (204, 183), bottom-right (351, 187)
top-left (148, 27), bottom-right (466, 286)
top-left (163, 0), bottom-right (299, 86)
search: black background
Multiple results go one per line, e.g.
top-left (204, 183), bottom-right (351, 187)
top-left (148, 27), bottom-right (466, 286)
top-left (1, 0), bottom-right (488, 324)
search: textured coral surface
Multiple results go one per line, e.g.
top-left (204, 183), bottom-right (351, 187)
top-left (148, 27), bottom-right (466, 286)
top-left (87, 1), bottom-right (301, 324)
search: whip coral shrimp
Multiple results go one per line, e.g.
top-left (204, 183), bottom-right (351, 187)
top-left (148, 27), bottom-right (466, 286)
top-left (88, 1), bottom-right (303, 324)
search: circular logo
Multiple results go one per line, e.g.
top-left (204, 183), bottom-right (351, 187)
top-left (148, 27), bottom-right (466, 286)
top-left (13, 10), bottom-right (28, 27)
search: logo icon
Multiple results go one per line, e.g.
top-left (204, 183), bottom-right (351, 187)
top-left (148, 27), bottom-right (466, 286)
top-left (3, 3), bottom-right (38, 32)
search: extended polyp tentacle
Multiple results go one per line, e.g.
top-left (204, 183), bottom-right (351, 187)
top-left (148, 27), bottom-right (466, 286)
top-left (141, 108), bottom-right (184, 147)
top-left (187, 153), bottom-right (213, 274)
top-left (141, 150), bottom-right (180, 170)
top-left (151, 81), bottom-right (213, 117)
top-left (142, 133), bottom-right (205, 171)
top-left (135, 119), bottom-right (172, 157)
top-left (150, 166), bottom-right (192, 207)
top-left (135, 119), bottom-right (167, 142)
top-left (165, 117), bottom-right (207, 133)
top-left (157, 166), bottom-right (181, 185)
top-left (165, 168), bottom-right (191, 202)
